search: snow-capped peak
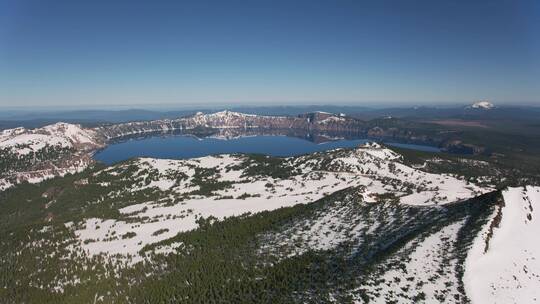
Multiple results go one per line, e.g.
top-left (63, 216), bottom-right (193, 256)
top-left (469, 101), bottom-right (495, 110)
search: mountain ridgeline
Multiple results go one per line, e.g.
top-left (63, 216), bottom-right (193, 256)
top-left (96, 110), bottom-right (444, 145)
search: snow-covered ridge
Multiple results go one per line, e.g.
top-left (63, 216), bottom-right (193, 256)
top-left (197, 110), bottom-right (268, 119)
top-left (0, 122), bottom-right (103, 153)
top-left (66, 143), bottom-right (490, 262)
top-left (94, 110), bottom-right (290, 139)
top-left (188, 110), bottom-right (281, 128)
top-left (94, 110), bottom-right (366, 140)
top-left (465, 186), bottom-right (540, 304)
top-left (0, 122), bottom-right (105, 190)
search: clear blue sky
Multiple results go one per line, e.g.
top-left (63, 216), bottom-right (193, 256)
top-left (0, 0), bottom-right (538, 108)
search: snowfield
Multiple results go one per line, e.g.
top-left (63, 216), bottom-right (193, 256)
top-left (465, 186), bottom-right (540, 304)
top-left (356, 220), bottom-right (466, 303)
top-left (65, 143), bottom-right (491, 263)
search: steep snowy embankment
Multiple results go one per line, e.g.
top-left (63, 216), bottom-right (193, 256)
top-left (465, 186), bottom-right (540, 304)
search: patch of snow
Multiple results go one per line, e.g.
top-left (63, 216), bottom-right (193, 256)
top-left (318, 116), bottom-right (346, 124)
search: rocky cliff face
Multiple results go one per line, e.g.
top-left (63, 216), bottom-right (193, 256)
top-left (95, 111), bottom-right (360, 139)
top-left (95, 110), bottom-right (454, 147)
top-left (94, 110), bottom-right (404, 140)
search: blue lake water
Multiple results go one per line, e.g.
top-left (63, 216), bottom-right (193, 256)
top-left (94, 135), bottom-right (440, 165)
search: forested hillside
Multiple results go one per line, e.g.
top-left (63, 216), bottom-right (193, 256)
top-left (2, 142), bottom-right (537, 303)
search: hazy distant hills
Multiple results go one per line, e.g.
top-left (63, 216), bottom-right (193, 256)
top-left (1, 104), bottom-right (539, 130)
top-left (359, 106), bottom-right (540, 121)
top-left (0, 109), bottom-right (197, 129)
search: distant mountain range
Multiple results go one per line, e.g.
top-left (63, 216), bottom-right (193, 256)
top-left (1, 104), bottom-right (539, 130)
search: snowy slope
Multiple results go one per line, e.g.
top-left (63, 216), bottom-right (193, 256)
top-left (0, 122), bottom-right (101, 153)
top-left (65, 143), bottom-right (491, 263)
top-left (1, 140), bottom-right (511, 302)
top-left (356, 220), bottom-right (466, 303)
top-left (465, 186), bottom-right (540, 304)
top-left (293, 142), bottom-right (487, 206)
top-left (0, 122), bottom-right (104, 190)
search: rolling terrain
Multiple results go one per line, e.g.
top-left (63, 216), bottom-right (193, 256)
top-left (0, 136), bottom-right (538, 303)
top-left (0, 109), bottom-right (539, 303)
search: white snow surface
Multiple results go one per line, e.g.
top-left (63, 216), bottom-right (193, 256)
top-left (67, 144), bottom-right (490, 263)
top-left (465, 186), bottom-right (540, 304)
top-left (356, 220), bottom-right (466, 303)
